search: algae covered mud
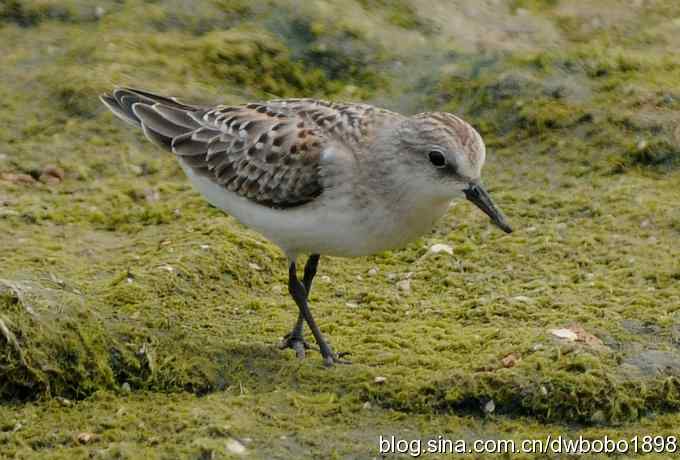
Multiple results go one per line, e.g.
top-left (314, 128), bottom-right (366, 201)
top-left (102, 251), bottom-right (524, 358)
top-left (1, 0), bottom-right (679, 458)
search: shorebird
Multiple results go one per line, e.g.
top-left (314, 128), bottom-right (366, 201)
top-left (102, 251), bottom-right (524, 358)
top-left (100, 88), bottom-right (512, 366)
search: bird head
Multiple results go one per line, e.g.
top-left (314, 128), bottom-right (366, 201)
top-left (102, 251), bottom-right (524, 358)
top-left (394, 112), bottom-right (513, 233)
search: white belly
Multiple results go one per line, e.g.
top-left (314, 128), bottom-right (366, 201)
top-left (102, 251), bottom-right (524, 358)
top-left (180, 163), bottom-right (450, 259)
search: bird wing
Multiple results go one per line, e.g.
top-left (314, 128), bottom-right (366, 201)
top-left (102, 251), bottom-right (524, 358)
top-left (170, 102), bottom-right (329, 208)
top-left (261, 98), bottom-right (387, 148)
top-left (103, 89), bottom-right (377, 208)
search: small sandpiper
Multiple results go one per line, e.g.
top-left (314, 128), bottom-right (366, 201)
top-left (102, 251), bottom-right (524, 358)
top-left (101, 88), bottom-right (512, 366)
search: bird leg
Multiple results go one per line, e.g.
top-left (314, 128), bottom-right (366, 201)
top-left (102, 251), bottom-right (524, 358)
top-left (286, 257), bottom-right (349, 366)
top-left (280, 254), bottom-right (319, 358)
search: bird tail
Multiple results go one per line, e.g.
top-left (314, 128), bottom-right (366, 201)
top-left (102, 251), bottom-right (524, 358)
top-left (99, 87), bottom-right (203, 150)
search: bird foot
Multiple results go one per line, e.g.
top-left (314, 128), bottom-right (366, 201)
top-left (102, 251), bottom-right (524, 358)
top-left (279, 333), bottom-right (313, 359)
top-left (322, 351), bottom-right (352, 367)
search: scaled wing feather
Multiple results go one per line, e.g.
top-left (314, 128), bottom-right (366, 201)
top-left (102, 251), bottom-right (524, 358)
top-left (101, 89), bottom-right (399, 208)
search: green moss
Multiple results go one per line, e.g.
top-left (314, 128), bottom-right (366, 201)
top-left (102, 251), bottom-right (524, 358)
top-left (0, 0), bottom-right (73, 27)
top-left (510, 0), bottom-right (559, 13)
top-left (48, 68), bottom-right (102, 118)
top-left (211, 0), bottom-right (251, 15)
top-left (199, 28), bottom-right (331, 97)
top-left (354, 0), bottom-right (434, 32)
top-left (0, 280), bottom-right (117, 400)
top-left (2, 0), bottom-right (680, 457)
top-left (435, 46), bottom-right (680, 173)
top-left (267, 12), bottom-right (388, 97)
top-left (0, 0), bottom-right (42, 27)
top-left (614, 139), bottom-right (680, 173)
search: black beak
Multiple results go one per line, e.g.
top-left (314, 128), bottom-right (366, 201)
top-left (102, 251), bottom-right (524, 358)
top-left (464, 182), bottom-right (513, 233)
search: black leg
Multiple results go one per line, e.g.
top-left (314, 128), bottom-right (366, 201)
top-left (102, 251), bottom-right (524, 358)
top-left (303, 254), bottom-right (320, 293)
top-left (280, 313), bottom-right (308, 358)
top-left (280, 255), bottom-right (320, 358)
top-left (288, 260), bottom-right (348, 367)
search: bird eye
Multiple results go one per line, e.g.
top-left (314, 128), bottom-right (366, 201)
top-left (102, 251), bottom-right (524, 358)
top-left (428, 150), bottom-right (447, 168)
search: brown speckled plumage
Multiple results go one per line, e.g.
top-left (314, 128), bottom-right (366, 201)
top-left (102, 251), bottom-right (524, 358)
top-left (101, 88), bottom-right (398, 208)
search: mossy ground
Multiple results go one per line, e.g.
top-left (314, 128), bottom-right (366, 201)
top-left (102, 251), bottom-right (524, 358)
top-left (1, 0), bottom-right (679, 458)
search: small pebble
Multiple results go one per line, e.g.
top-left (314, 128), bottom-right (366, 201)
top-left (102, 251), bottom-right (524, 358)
top-left (591, 410), bottom-right (607, 424)
top-left (367, 267), bottom-right (379, 276)
top-left (429, 243), bottom-right (453, 255)
top-left (39, 165), bottom-right (65, 185)
top-left (76, 432), bottom-right (98, 444)
top-left (226, 438), bottom-right (247, 455)
top-left (512, 296), bottom-right (532, 303)
top-left (396, 279), bottom-right (411, 293)
top-left (144, 188), bottom-right (160, 203)
top-left (483, 399), bottom-right (495, 414)
top-left (374, 376), bottom-right (386, 384)
top-left (56, 396), bottom-right (73, 407)
top-left (0, 173), bottom-right (35, 185)
top-left (549, 328), bottom-right (578, 341)
top-left (501, 353), bottom-right (520, 368)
